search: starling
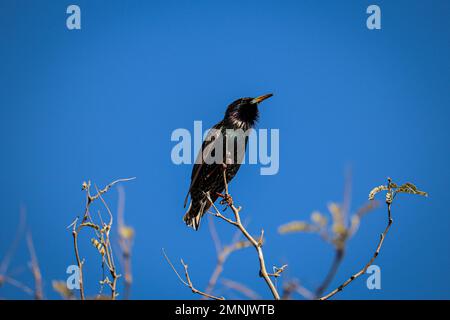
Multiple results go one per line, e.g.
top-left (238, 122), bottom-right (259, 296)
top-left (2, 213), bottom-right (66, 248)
top-left (183, 93), bottom-right (273, 230)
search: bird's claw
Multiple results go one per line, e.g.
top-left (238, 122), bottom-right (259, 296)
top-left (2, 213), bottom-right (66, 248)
top-left (216, 192), bottom-right (233, 207)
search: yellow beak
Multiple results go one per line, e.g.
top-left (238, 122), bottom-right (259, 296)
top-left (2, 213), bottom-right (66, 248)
top-left (251, 93), bottom-right (273, 104)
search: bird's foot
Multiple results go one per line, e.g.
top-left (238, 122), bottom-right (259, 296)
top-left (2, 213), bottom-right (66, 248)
top-left (216, 192), bottom-right (233, 207)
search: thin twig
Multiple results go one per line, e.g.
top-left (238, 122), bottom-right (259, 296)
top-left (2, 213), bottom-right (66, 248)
top-left (117, 185), bottom-right (133, 300)
top-left (162, 249), bottom-right (224, 300)
top-left (71, 218), bottom-right (85, 300)
top-left (71, 177), bottom-right (135, 300)
top-left (207, 168), bottom-right (281, 300)
top-left (97, 188), bottom-right (120, 300)
top-left (26, 231), bottom-right (43, 300)
top-left (278, 176), bottom-right (379, 300)
top-left (221, 278), bottom-right (262, 300)
top-left (319, 203), bottom-right (393, 300)
top-left (314, 248), bottom-right (344, 298)
top-left (204, 238), bottom-right (251, 296)
top-left (201, 217), bottom-right (252, 299)
top-left (1, 276), bottom-right (34, 295)
top-left (282, 279), bottom-right (315, 300)
top-left (207, 216), bottom-right (222, 256)
top-left (0, 206), bottom-right (35, 297)
top-left (0, 206), bottom-right (26, 275)
top-left (89, 177), bottom-right (136, 202)
top-left (268, 264), bottom-right (288, 278)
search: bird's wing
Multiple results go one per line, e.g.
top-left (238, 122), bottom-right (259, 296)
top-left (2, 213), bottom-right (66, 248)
top-left (184, 121), bottom-right (224, 207)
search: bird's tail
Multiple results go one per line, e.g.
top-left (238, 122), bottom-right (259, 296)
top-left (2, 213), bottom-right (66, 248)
top-left (183, 195), bottom-right (214, 231)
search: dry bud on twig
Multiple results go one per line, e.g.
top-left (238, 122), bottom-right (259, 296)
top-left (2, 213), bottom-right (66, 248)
top-left (70, 177), bottom-right (135, 300)
top-left (319, 178), bottom-right (427, 300)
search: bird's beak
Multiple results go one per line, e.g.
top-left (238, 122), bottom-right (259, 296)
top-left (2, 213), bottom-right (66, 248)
top-left (251, 93), bottom-right (273, 104)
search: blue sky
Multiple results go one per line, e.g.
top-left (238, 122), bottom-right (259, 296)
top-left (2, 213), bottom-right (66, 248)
top-left (0, 0), bottom-right (449, 299)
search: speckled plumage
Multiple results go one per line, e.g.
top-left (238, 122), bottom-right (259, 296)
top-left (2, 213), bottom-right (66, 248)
top-left (183, 94), bottom-right (272, 230)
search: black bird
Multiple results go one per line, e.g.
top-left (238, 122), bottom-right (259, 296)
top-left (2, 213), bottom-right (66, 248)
top-left (183, 94), bottom-right (273, 230)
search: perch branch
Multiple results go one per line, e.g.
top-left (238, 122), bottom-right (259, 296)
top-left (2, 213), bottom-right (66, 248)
top-left (206, 168), bottom-right (281, 300)
top-left (203, 218), bottom-right (252, 297)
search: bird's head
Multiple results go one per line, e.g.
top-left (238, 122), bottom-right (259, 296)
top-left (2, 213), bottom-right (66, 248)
top-left (224, 93), bottom-right (273, 129)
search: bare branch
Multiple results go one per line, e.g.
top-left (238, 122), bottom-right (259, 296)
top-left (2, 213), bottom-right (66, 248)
top-left (89, 177), bottom-right (136, 202)
top-left (71, 177), bottom-right (135, 300)
top-left (207, 216), bottom-right (222, 256)
top-left (71, 219), bottom-right (85, 300)
top-left (26, 231), bottom-right (44, 300)
top-left (203, 237), bottom-right (252, 297)
top-left (206, 167), bottom-right (281, 300)
top-left (116, 185), bottom-right (134, 300)
top-left (221, 278), bottom-right (262, 300)
top-left (0, 205), bottom-right (26, 275)
top-left (319, 178), bottom-right (427, 300)
top-left (162, 249), bottom-right (224, 300)
top-left (2, 276), bottom-right (34, 296)
top-left (314, 249), bottom-right (344, 298)
top-left (319, 204), bottom-right (392, 300)
top-left (282, 279), bottom-right (315, 300)
top-left (278, 175), bottom-right (379, 299)
top-left (268, 264), bottom-right (288, 278)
